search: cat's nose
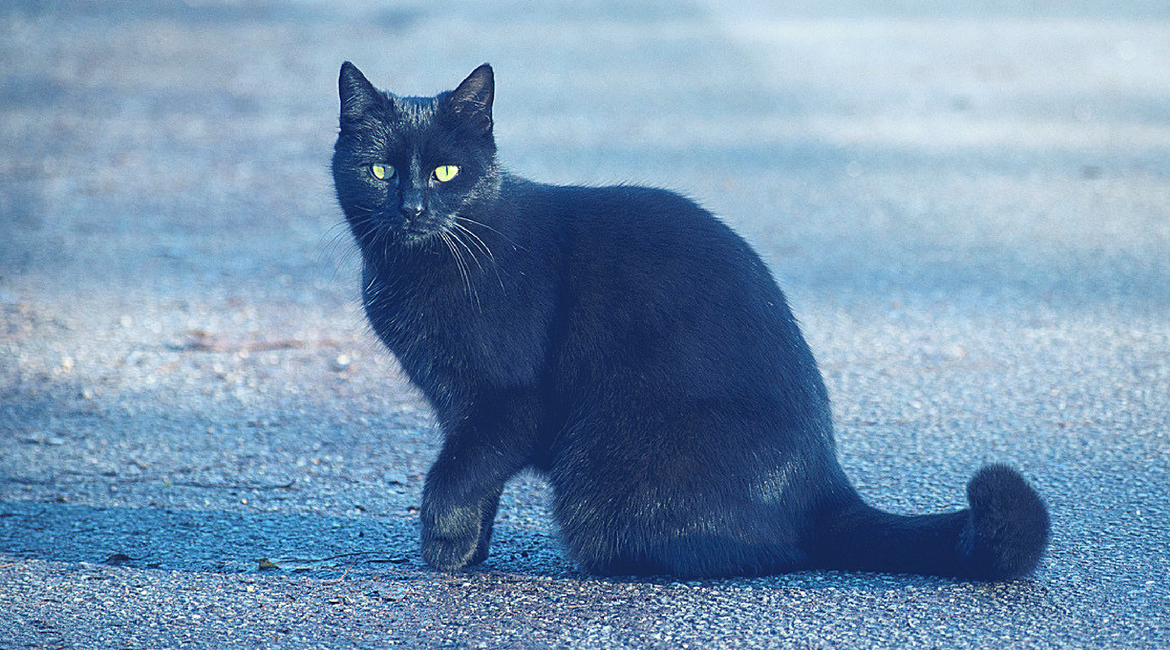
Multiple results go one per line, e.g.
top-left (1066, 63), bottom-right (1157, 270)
top-left (400, 196), bottom-right (425, 220)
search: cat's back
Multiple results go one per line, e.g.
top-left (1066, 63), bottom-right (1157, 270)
top-left (507, 176), bottom-right (820, 406)
top-left (509, 177), bottom-right (767, 281)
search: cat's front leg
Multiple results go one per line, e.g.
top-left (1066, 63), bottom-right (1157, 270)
top-left (419, 404), bottom-right (534, 571)
top-left (468, 490), bottom-right (502, 566)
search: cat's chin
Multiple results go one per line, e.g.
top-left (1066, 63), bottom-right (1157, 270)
top-left (400, 225), bottom-right (450, 248)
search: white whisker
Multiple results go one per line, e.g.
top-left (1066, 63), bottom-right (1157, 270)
top-left (452, 221), bottom-right (506, 294)
top-left (447, 224), bottom-right (485, 272)
top-left (440, 230), bottom-right (481, 312)
top-left (455, 215), bottom-right (526, 252)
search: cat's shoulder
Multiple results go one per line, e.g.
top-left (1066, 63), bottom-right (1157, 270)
top-left (504, 174), bottom-right (710, 222)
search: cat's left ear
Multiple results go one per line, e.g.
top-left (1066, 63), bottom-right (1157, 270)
top-left (446, 63), bottom-right (494, 134)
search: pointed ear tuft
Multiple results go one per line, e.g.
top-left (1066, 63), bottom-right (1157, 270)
top-left (447, 63), bottom-right (494, 133)
top-left (339, 61), bottom-right (382, 124)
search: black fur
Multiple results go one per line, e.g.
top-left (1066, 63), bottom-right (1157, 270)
top-left (331, 62), bottom-right (1050, 580)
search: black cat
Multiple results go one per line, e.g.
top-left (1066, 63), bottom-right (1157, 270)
top-left (331, 62), bottom-right (1049, 580)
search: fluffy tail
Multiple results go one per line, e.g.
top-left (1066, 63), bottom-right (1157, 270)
top-left (813, 464), bottom-right (1050, 580)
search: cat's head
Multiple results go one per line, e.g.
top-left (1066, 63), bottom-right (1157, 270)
top-left (332, 62), bottom-right (500, 250)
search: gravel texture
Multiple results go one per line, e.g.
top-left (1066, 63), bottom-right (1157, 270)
top-left (2, 0), bottom-right (1168, 648)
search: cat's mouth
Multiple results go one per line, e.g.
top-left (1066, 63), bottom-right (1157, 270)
top-left (402, 228), bottom-right (440, 245)
top-left (401, 216), bottom-right (452, 246)
top-left (349, 207), bottom-right (452, 248)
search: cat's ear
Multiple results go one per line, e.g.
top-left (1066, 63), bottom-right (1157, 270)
top-left (447, 63), bottom-right (494, 133)
top-left (338, 61), bottom-right (383, 125)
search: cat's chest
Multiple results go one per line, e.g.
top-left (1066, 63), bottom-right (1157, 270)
top-left (361, 264), bottom-right (469, 358)
top-left (360, 260), bottom-right (547, 391)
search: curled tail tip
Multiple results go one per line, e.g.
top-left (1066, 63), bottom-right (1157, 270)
top-left (963, 464), bottom-right (1050, 581)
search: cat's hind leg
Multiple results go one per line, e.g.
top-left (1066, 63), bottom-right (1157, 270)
top-left (570, 527), bottom-right (807, 579)
top-left (551, 470), bottom-right (809, 578)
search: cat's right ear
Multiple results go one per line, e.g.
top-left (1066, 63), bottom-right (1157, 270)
top-left (339, 62), bottom-right (382, 125)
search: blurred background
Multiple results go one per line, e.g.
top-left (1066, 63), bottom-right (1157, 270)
top-left (4, 0), bottom-right (1168, 309)
top-left (1, 1), bottom-right (1168, 647)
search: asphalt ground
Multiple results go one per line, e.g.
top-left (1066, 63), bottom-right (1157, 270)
top-left (2, 0), bottom-right (1168, 648)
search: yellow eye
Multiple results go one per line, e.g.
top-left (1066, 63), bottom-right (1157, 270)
top-left (369, 164), bottom-right (392, 180)
top-left (433, 165), bottom-right (459, 183)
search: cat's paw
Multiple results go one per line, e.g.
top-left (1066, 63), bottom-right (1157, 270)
top-left (467, 538), bottom-right (490, 566)
top-left (422, 533), bottom-right (480, 571)
top-left (421, 504), bottom-right (483, 572)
